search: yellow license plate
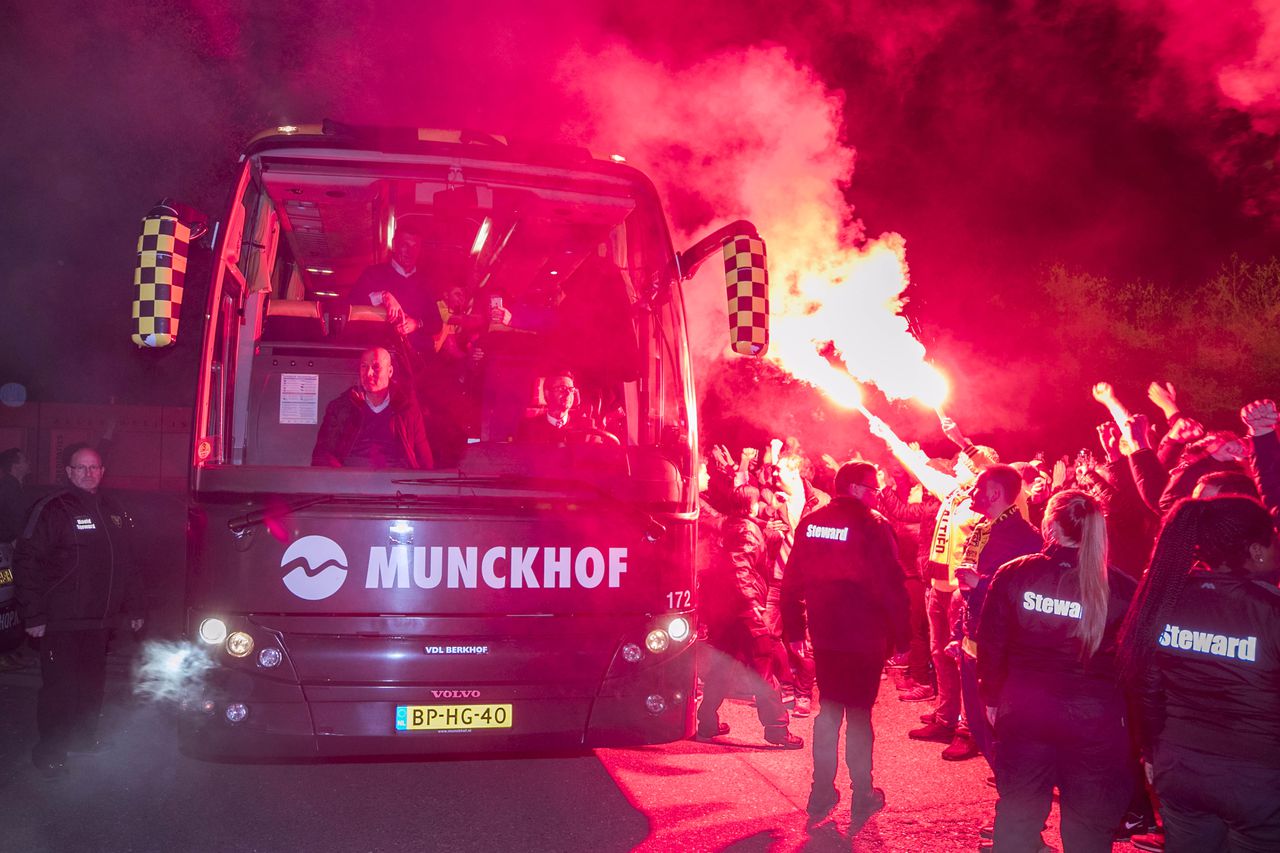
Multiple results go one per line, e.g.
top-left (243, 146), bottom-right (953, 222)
top-left (395, 704), bottom-right (513, 731)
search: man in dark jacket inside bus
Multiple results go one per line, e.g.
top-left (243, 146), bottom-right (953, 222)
top-left (14, 445), bottom-right (145, 778)
top-left (312, 346), bottom-right (434, 469)
top-left (783, 461), bottom-right (910, 824)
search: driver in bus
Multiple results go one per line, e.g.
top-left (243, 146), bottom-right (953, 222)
top-left (311, 347), bottom-right (434, 469)
top-left (516, 370), bottom-right (594, 445)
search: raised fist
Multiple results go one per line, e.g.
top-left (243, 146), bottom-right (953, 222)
top-left (1240, 399), bottom-right (1278, 437)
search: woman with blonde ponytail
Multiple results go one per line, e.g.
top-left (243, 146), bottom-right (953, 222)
top-left (975, 490), bottom-right (1138, 852)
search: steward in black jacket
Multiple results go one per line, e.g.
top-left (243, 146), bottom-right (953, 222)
top-left (15, 487), bottom-right (145, 632)
top-left (976, 490), bottom-right (1136, 853)
top-left (13, 446), bottom-right (146, 774)
top-left (1118, 493), bottom-right (1280, 851)
top-left (781, 462), bottom-right (908, 820)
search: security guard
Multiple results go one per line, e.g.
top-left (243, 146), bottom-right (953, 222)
top-left (976, 489), bottom-right (1136, 852)
top-left (782, 462), bottom-right (909, 823)
top-left (14, 445), bottom-right (145, 778)
top-left (1118, 495), bottom-right (1280, 852)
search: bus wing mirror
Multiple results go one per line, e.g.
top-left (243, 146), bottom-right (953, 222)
top-left (132, 199), bottom-right (207, 348)
top-left (677, 220), bottom-right (769, 357)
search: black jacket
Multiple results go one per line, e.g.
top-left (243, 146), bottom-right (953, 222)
top-left (1136, 569), bottom-right (1280, 766)
top-left (976, 544), bottom-right (1135, 707)
top-left (698, 516), bottom-right (771, 635)
top-left (312, 387), bottom-right (434, 469)
top-left (13, 488), bottom-right (145, 631)
top-left (781, 497), bottom-right (909, 656)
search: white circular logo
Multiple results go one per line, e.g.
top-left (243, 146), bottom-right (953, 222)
top-left (280, 535), bottom-right (349, 601)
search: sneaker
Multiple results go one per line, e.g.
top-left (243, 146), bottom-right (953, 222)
top-left (763, 727), bottom-right (804, 749)
top-left (1114, 811), bottom-right (1156, 841)
top-left (792, 696), bottom-right (813, 717)
top-left (941, 732), bottom-right (979, 761)
top-left (696, 721), bottom-right (729, 740)
top-left (886, 652), bottom-right (910, 668)
top-left (850, 787), bottom-right (886, 818)
top-left (1129, 830), bottom-right (1165, 852)
top-left (908, 720), bottom-right (956, 742)
top-left (898, 683), bottom-right (937, 702)
top-left (806, 785), bottom-right (839, 818)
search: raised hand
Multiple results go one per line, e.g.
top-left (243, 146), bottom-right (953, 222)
top-left (939, 415), bottom-right (967, 447)
top-left (1091, 382), bottom-right (1116, 404)
top-left (1148, 381), bottom-right (1179, 419)
top-left (1096, 421), bottom-right (1122, 463)
top-left (1167, 416), bottom-right (1205, 444)
top-left (1240, 399), bottom-right (1279, 437)
top-left (1122, 413), bottom-right (1153, 452)
top-left (1051, 458), bottom-right (1068, 489)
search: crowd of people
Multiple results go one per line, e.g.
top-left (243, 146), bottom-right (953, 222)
top-left (695, 381), bottom-right (1280, 852)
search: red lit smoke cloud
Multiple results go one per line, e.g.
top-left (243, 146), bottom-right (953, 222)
top-left (562, 45), bottom-right (947, 416)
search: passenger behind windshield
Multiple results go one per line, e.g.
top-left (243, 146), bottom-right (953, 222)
top-left (348, 222), bottom-right (443, 353)
top-left (516, 370), bottom-right (599, 445)
top-left (311, 347), bottom-right (434, 469)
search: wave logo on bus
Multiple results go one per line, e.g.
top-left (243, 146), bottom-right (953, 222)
top-left (280, 535), bottom-right (349, 601)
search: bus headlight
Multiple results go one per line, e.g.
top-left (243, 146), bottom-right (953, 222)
top-left (621, 642), bottom-right (644, 663)
top-left (225, 632), bottom-right (254, 658)
top-left (225, 703), bottom-right (248, 723)
top-left (645, 629), bottom-right (670, 654)
top-left (199, 618), bottom-right (228, 645)
top-left (257, 647), bottom-right (283, 668)
top-left (645, 694), bottom-right (667, 715)
top-left (667, 616), bottom-right (691, 643)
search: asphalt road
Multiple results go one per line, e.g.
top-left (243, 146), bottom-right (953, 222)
top-left (0, 635), bottom-right (1135, 853)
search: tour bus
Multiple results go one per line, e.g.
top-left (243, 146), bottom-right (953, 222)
top-left (134, 121), bottom-right (769, 756)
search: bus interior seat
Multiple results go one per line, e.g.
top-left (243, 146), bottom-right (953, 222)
top-left (330, 304), bottom-right (395, 347)
top-left (261, 299), bottom-right (328, 342)
top-left (244, 346), bottom-right (362, 466)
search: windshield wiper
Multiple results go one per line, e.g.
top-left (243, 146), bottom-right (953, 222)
top-left (227, 494), bottom-right (337, 537)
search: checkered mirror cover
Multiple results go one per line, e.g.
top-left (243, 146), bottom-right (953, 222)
top-left (131, 210), bottom-right (190, 347)
top-left (722, 235), bottom-right (769, 356)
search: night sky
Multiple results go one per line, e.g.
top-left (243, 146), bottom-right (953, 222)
top-left (3, 0), bottom-right (1277, 455)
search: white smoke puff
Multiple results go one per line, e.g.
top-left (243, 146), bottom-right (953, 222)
top-left (133, 640), bottom-right (215, 706)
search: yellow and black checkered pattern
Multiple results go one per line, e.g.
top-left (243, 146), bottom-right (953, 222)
top-left (131, 207), bottom-right (190, 347)
top-left (722, 235), bottom-right (769, 356)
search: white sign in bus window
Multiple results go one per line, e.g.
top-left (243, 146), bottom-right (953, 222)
top-left (280, 374), bottom-right (319, 424)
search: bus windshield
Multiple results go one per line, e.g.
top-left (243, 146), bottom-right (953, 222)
top-left (197, 146), bottom-right (697, 510)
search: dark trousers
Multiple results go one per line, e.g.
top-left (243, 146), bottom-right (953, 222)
top-left (960, 652), bottom-right (995, 767)
top-left (810, 648), bottom-right (881, 797)
top-left (992, 685), bottom-right (1132, 853)
top-left (904, 575), bottom-right (932, 685)
top-left (34, 629), bottom-right (109, 763)
top-left (1154, 741), bottom-right (1280, 853)
top-left (698, 619), bottom-right (788, 732)
top-left (764, 583), bottom-right (815, 699)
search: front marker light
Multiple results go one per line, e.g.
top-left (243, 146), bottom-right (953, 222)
top-left (667, 616), bottom-right (691, 643)
top-left (621, 643), bottom-right (644, 663)
top-left (258, 647), bottom-right (283, 668)
top-left (226, 632), bottom-right (254, 658)
top-left (645, 694), bottom-right (667, 715)
top-left (199, 618), bottom-right (228, 645)
top-left (225, 703), bottom-right (248, 723)
top-left (645, 629), bottom-right (670, 654)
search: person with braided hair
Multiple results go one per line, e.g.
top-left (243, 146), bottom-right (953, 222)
top-left (976, 489), bottom-right (1137, 853)
top-left (1117, 495), bottom-right (1280, 853)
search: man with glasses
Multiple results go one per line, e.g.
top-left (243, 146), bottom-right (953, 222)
top-left (13, 444), bottom-right (145, 778)
top-left (516, 371), bottom-right (592, 444)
